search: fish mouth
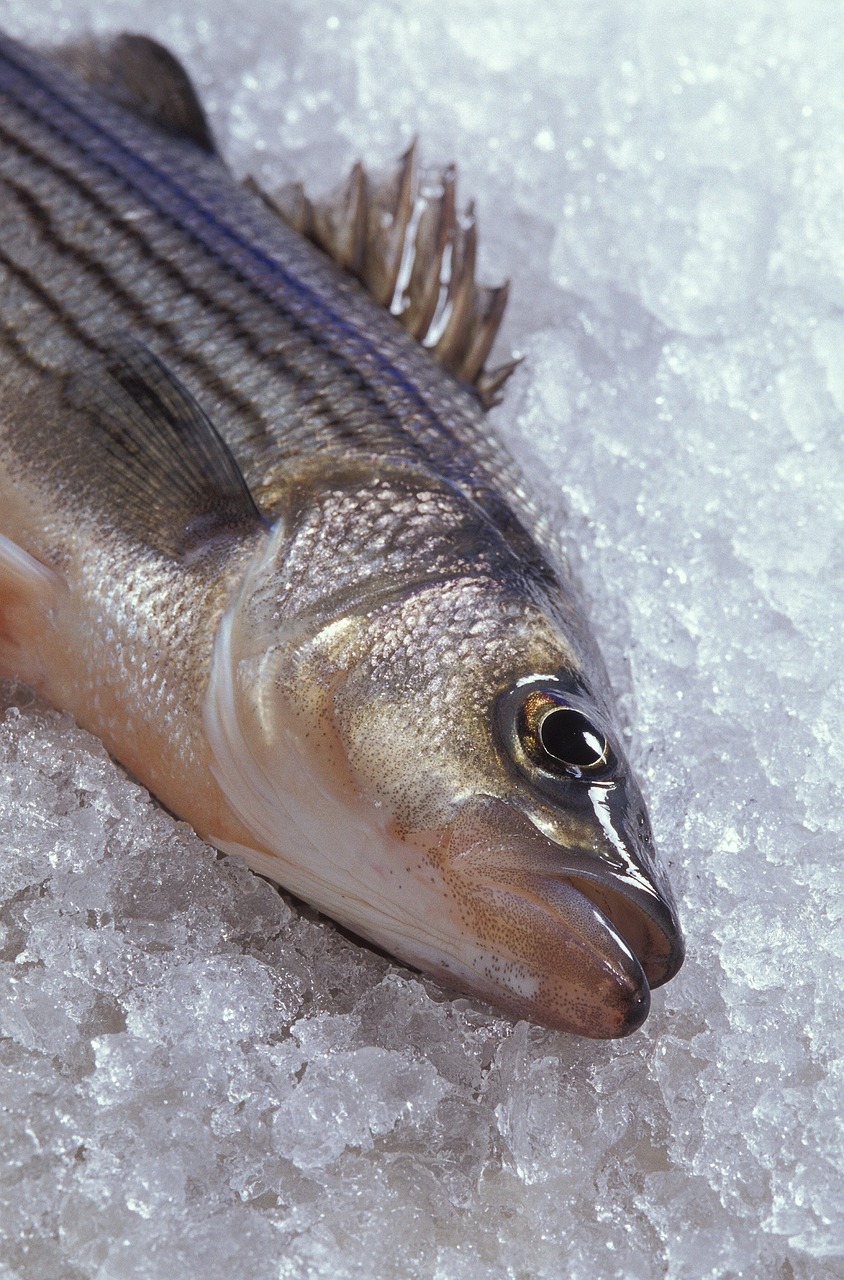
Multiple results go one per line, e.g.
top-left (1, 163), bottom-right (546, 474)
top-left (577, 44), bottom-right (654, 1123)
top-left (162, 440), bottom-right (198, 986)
top-left (559, 870), bottom-right (685, 991)
top-left (439, 798), bottom-right (684, 1038)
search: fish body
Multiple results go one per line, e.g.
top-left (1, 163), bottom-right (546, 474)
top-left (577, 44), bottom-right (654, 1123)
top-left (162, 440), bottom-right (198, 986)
top-left (0, 33), bottom-right (683, 1037)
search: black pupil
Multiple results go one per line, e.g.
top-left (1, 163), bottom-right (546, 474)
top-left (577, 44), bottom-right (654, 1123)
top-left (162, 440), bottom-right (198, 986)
top-left (539, 708), bottom-right (606, 768)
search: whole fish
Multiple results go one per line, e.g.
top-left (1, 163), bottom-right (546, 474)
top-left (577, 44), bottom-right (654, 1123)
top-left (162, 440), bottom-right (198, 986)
top-left (0, 32), bottom-right (683, 1037)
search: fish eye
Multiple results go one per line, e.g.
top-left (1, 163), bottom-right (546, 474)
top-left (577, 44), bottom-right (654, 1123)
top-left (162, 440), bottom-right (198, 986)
top-left (502, 686), bottom-right (617, 781)
top-left (538, 706), bottom-right (609, 769)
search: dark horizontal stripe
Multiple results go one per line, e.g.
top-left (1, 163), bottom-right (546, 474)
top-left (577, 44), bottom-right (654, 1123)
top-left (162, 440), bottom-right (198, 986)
top-left (0, 53), bottom-right (407, 440)
top-left (0, 162), bottom-right (273, 440)
top-left (0, 39), bottom-right (430, 416)
top-left (0, 313), bottom-right (46, 373)
top-left (0, 35), bottom-right (553, 582)
top-left (0, 240), bottom-right (104, 360)
top-left (0, 111), bottom-right (401, 456)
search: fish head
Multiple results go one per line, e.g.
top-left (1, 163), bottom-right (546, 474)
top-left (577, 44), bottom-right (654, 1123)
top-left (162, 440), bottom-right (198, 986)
top-left (207, 533), bottom-right (684, 1039)
top-left (331, 612), bottom-right (684, 1038)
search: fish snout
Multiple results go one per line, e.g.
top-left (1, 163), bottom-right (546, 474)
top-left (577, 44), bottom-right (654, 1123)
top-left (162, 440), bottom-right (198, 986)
top-left (446, 871), bottom-right (652, 1038)
top-left (437, 796), bottom-right (682, 1037)
top-left (561, 869), bottom-right (685, 992)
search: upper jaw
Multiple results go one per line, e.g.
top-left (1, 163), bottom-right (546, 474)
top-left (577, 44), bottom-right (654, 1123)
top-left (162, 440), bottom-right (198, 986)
top-left (554, 867), bottom-right (685, 990)
top-left (440, 795), bottom-right (684, 1036)
top-left (502, 783), bottom-right (686, 989)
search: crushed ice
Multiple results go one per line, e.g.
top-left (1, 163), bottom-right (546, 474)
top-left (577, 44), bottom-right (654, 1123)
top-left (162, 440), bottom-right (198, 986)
top-left (0, 0), bottom-right (842, 1276)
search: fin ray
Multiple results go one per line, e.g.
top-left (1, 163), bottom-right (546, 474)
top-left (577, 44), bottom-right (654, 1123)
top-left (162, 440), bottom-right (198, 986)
top-left (61, 343), bottom-right (265, 558)
top-left (249, 142), bottom-right (517, 406)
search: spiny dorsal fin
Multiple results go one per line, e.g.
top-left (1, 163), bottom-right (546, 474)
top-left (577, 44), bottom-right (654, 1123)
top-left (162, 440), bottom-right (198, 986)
top-left (251, 142), bottom-right (519, 408)
top-left (62, 344), bottom-right (264, 558)
top-left (50, 33), bottom-right (216, 154)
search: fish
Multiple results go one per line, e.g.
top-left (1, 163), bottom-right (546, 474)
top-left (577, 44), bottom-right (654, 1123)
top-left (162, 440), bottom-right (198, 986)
top-left (0, 30), bottom-right (684, 1038)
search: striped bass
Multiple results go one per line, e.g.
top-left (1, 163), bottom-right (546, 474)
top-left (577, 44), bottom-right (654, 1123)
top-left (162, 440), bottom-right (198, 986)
top-left (0, 32), bottom-right (683, 1037)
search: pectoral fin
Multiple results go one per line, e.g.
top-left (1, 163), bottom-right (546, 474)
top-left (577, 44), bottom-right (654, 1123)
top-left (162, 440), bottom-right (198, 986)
top-left (57, 343), bottom-right (266, 559)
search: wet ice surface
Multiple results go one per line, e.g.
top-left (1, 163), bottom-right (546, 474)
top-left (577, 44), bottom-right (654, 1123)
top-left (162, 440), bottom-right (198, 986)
top-left (0, 0), bottom-right (842, 1275)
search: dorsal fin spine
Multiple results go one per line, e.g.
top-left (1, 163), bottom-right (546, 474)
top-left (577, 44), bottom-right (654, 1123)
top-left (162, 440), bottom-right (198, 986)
top-left (250, 141), bottom-right (517, 407)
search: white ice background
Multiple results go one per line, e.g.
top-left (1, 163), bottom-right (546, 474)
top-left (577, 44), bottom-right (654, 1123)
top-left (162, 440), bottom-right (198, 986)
top-left (0, 1), bottom-right (841, 1277)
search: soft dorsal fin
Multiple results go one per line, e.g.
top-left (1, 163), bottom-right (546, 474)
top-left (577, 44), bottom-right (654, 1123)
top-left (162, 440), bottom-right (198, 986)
top-left (61, 343), bottom-right (265, 558)
top-left (50, 33), bottom-right (217, 154)
top-left (250, 143), bottom-right (521, 408)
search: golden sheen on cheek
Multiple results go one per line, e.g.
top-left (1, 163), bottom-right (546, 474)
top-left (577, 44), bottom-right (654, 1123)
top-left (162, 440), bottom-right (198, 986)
top-left (333, 586), bottom-right (562, 836)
